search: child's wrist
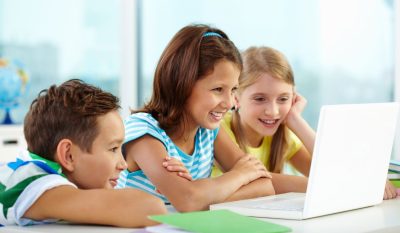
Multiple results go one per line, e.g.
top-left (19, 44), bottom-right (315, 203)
top-left (287, 113), bottom-right (304, 127)
top-left (228, 169), bottom-right (248, 185)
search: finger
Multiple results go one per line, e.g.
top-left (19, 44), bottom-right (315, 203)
top-left (390, 188), bottom-right (397, 199)
top-left (390, 183), bottom-right (397, 194)
top-left (262, 170), bottom-right (272, 179)
top-left (386, 190), bottom-right (392, 199)
top-left (383, 189), bottom-right (389, 200)
top-left (240, 156), bottom-right (250, 163)
top-left (252, 160), bottom-right (267, 170)
top-left (162, 161), bottom-right (184, 167)
top-left (164, 160), bottom-right (185, 166)
top-left (253, 168), bottom-right (271, 179)
top-left (388, 187), bottom-right (396, 198)
top-left (178, 172), bottom-right (193, 181)
top-left (166, 156), bottom-right (183, 162)
top-left (386, 181), bottom-right (396, 199)
top-left (166, 165), bottom-right (187, 172)
top-left (266, 171), bottom-right (272, 179)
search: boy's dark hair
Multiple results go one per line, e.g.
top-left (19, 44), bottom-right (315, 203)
top-left (24, 79), bottom-right (120, 161)
top-left (137, 24), bottom-right (242, 132)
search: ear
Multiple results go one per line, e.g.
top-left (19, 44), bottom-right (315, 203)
top-left (234, 94), bottom-right (240, 109)
top-left (292, 89), bottom-right (297, 106)
top-left (55, 139), bottom-right (75, 172)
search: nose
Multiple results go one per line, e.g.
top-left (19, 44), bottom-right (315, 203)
top-left (221, 92), bottom-right (235, 110)
top-left (265, 102), bottom-right (279, 116)
top-left (117, 157), bottom-right (128, 170)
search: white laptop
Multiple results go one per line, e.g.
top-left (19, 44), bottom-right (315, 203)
top-left (210, 103), bottom-right (399, 220)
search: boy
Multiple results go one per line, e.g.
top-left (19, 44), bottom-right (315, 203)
top-left (0, 79), bottom-right (167, 227)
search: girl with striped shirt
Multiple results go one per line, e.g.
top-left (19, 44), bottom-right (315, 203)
top-left (118, 24), bottom-right (275, 211)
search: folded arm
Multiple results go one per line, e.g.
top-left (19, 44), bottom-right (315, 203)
top-left (24, 185), bottom-right (167, 227)
top-left (125, 134), bottom-right (270, 212)
top-left (213, 128), bottom-right (275, 202)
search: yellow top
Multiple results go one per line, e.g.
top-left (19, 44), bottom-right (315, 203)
top-left (212, 112), bottom-right (303, 177)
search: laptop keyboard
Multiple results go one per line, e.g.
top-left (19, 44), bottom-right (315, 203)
top-left (246, 196), bottom-right (305, 211)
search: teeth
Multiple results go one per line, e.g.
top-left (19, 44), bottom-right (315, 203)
top-left (211, 111), bottom-right (223, 119)
top-left (260, 119), bottom-right (277, 125)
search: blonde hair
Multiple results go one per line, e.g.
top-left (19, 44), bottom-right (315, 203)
top-left (231, 46), bottom-right (294, 173)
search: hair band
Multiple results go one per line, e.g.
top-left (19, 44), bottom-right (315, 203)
top-left (202, 32), bottom-right (223, 38)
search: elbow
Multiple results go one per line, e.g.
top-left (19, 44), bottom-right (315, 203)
top-left (140, 196), bottom-right (168, 226)
top-left (172, 188), bottom-right (208, 212)
top-left (122, 191), bottom-right (168, 228)
top-left (267, 186), bottom-right (276, 196)
top-left (174, 203), bottom-right (199, 213)
top-left (260, 177), bottom-right (276, 196)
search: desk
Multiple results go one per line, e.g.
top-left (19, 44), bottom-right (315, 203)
top-left (1, 198), bottom-right (400, 233)
top-left (263, 197), bottom-right (400, 233)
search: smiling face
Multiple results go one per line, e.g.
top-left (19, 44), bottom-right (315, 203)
top-left (237, 73), bottom-right (294, 147)
top-left (185, 60), bottom-right (240, 130)
top-left (67, 110), bottom-right (127, 189)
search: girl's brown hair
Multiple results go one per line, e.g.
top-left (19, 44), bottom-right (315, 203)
top-left (232, 46), bottom-right (295, 173)
top-left (135, 24), bottom-right (242, 134)
top-left (24, 79), bottom-right (120, 161)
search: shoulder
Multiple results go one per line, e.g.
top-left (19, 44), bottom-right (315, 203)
top-left (221, 111), bottom-right (233, 130)
top-left (287, 128), bottom-right (302, 145)
top-left (219, 112), bottom-right (237, 143)
top-left (0, 164), bottom-right (75, 226)
top-left (125, 112), bottom-right (160, 131)
top-left (124, 113), bottom-right (168, 145)
top-left (285, 128), bottom-right (303, 158)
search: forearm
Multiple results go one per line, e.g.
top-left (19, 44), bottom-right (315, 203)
top-left (287, 116), bottom-right (315, 155)
top-left (174, 170), bottom-right (247, 211)
top-left (26, 187), bottom-right (167, 228)
top-left (224, 178), bottom-right (275, 202)
top-left (271, 173), bottom-right (308, 194)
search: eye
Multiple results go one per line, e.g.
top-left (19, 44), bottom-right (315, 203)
top-left (231, 87), bottom-right (238, 94)
top-left (212, 87), bottom-right (223, 93)
top-left (278, 96), bottom-right (290, 103)
top-left (254, 96), bottom-right (265, 102)
top-left (110, 147), bottom-right (119, 153)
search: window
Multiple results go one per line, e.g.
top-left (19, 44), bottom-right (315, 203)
top-left (0, 0), bottom-right (121, 123)
top-left (2, 0), bottom-right (399, 160)
top-left (138, 0), bottom-right (395, 130)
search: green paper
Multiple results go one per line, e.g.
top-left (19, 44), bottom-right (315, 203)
top-left (150, 210), bottom-right (291, 233)
top-left (391, 180), bottom-right (400, 188)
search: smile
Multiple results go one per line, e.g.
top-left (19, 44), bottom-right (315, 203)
top-left (210, 111), bottom-right (224, 121)
top-left (259, 118), bottom-right (279, 126)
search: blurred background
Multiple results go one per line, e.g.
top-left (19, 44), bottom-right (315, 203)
top-left (0, 0), bottom-right (399, 159)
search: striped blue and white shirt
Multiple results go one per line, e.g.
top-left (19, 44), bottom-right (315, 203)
top-left (117, 113), bottom-right (218, 203)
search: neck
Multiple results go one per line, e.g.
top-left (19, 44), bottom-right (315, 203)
top-left (168, 124), bottom-right (198, 155)
top-left (237, 115), bottom-right (264, 148)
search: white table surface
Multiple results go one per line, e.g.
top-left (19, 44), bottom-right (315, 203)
top-left (1, 197), bottom-right (399, 233)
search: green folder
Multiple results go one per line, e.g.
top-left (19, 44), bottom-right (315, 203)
top-left (391, 180), bottom-right (400, 188)
top-left (149, 209), bottom-right (291, 233)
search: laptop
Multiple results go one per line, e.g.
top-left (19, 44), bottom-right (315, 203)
top-left (210, 103), bottom-right (399, 220)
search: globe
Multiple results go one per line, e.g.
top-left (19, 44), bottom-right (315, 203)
top-left (0, 58), bottom-right (29, 124)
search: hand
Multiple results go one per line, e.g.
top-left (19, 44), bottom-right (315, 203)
top-left (231, 154), bottom-right (272, 185)
top-left (383, 179), bottom-right (397, 200)
top-left (162, 156), bottom-right (192, 181)
top-left (285, 93), bottom-right (307, 129)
